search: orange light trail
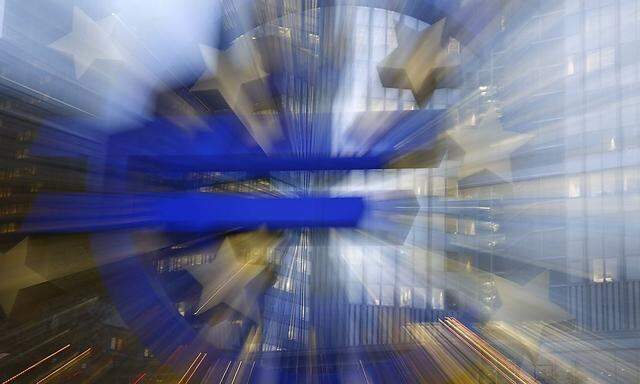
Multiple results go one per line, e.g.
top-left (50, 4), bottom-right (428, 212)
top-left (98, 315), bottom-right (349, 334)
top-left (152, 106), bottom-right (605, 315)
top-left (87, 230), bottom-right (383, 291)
top-left (2, 344), bottom-right (71, 384)
top-left (443, 318), bottom-right (538, 384)
top-left (229, 360), bottom-right (242, 384)
top-left (218, 361), bottom-right (232, 384)
top-left (35, 347), bottom-right (92, 384)
top-left (178, 353), bottom-right (206, 384)
top-left (183, 353), bottom-right (206, 384)
top-left (132, 372), bottom-right (146, 384)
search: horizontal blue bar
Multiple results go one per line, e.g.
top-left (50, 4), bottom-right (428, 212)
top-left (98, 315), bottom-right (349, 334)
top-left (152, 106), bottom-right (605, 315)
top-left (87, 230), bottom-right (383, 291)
top-left (23, 193), bottom-right (366, 232)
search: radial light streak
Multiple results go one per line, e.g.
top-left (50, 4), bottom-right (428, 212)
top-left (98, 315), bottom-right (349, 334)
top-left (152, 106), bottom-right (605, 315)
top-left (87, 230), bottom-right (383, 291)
top-left (35, 347), bottom-right (92, 384)
top-left (2, 344), bottom-right (71, 384)
top-left (229, 360), bottom-right (243, 384)
top-left (181, 353), bottom-right (206, 384)
top-left (132, 372), bottom-right (146, 384)
top-left (406, 319), bottom-right (541, 384)
top-left (2, 1), bottom-right (639, 382)
top-left (481, 321), bottom-right (637, 384)
top-left (218, 361), bottom-right (233, 384)
top-left (177, 353), bottom-right (204, 384)
top-left (442, 318), bottom-right (538, 384)
top-left (194, 256), bottom-right (261, 315)
top-left (358, 360), bottom-right (371, 384)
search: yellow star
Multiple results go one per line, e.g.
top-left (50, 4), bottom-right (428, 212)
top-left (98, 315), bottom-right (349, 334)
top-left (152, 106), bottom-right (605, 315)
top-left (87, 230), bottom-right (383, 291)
top-left (377, 18), bottom-right (457, 106)
top-left (188, 231), bottom-right (279, 323)
top-left (481, 272), bottom-right (572, 369)
top-left (192, 38), bottom-right (282, 151)
top-left (48, 7), bottom-right (122, 79)
top-left (492, 271), bottom-right (571, 323)
top-left (192, 39), bottom-right (268, 108)
top-left (0, 238), bottom-right (46, 316)
top-left (446, 108), bottom-right (534, 182)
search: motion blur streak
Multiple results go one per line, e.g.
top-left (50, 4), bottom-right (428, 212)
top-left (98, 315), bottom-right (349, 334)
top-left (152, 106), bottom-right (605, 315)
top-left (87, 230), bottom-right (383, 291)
top-left (2, 344), bottom-right (71, 384)
top-left (177, 352), bottom-right (206, 384)
top-left (35, 347), bottom-right (92, 384)
top-left (131, 373), bottom-right (145, 384)
top-left (1, 0), bottom-right (640, 383)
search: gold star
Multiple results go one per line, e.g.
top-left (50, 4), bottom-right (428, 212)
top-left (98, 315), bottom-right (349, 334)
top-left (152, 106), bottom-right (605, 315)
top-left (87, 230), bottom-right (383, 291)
top-left (481, 271), bottom-right (572, 368)
top-left (192, 39), bottom-right (267, 108)
top-left (446, 108), bottom-right (534, 182)
top-left (377, 18), bottom-right (457, 106)
top-left (188, 231), bottom-right (279, 323)
top-left (0, 239), bottom-right (46, 316)
top-left (492, 271), bottom-right (571, 323)
top-left (192, 38), bottom-right (282, 151)
top-left (48, 7), bottom-right (123, 79)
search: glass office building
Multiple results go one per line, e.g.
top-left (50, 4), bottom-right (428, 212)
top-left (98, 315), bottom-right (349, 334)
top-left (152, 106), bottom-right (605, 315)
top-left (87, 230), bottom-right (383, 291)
top-left (0, 0), bottom-right (639, 382)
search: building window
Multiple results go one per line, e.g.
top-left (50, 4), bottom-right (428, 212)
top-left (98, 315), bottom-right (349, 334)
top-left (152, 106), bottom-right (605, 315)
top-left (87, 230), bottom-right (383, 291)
top-left (567, 176), bottom-right (582, 197)
top-left (381, 284), bottom-right (394, 306)
top-left (414, 287), bottom-right (427, 309)
top-left (399, 286), bottom-right (412, 307)
top-left (431, 288), bottom-right (444, 310)
top-left (567, 56), bottom-right (576, 75)
top-left (568, 260), bottom-right (584, 283)
top-left (110, 337), bottom-right (123, 351)
top-left (448, 38), bottom-right (460, 54)
top-left (347, 282), bottom-right (363, 304)
top-left (462, 219), bottom-right (476, 236)
top-left (589, 173), bottom-right (603, 196)
top-left (623, 168), bottom-right (639, 192)
top-left (626, 257), bottom-right (640, 280)
top-left (176, 302), bottom-right (188, 317)
top-left (445, 216), bottom-right (458, 234)
top-left (0, 223), bottom-right (17, 233)
top-left (366, 286), bottom-right (380, 306)
top-left (592, 258), bottom-right (618, 283)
